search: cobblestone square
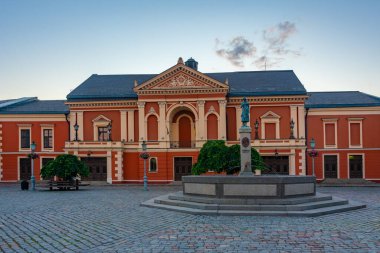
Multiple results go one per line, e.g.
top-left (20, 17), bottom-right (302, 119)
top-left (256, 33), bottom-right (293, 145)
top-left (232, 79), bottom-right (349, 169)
top-left (0, 184), bottom-right (379, 252)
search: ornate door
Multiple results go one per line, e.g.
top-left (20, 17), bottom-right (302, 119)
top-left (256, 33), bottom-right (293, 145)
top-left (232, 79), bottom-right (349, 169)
top-left (174, 157), bottom-right (193, 181)
top-left (324, 155), bottom-right (338, 178)
top-left (349, 155), bottom-right (363, 178)
top-left (19, 158), bottom-right (31, 181)
top-left (81, 157), bottom-right (107, 181)
top-left (178, 117), bottom-right (192, 148)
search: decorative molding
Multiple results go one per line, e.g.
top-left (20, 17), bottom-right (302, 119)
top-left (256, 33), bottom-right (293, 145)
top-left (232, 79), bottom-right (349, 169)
top-left (208, 106), bottom-right (215, 113)
top-left (197, 100), bottom-right (206, 106)
top-left (218, 100), bottom-right (227, 105)
top-left (66, 101), bottom-right (137, 108)
top-left (149, 107), bottom-right (156, 114)
top-left (92, 115), bottom-right (111, 123)
top-left (137, 102), bottom-right (146, 108)
top-left (260, 111), bottom-right (281, 119)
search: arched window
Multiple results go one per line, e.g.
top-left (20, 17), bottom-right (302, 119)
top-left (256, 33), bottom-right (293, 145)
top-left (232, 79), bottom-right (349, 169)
top-left (147, 115), bottom-right (158, 141)
top-left (149, 157), bottom-right (157, 172)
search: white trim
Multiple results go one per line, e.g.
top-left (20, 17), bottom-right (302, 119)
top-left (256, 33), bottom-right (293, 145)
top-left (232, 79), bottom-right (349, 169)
top-left (322, 153), bottom-right (340, 180)
top-left (92, 115), bottom-right (111, 141)
top-left (260, 111), bottom-right (281, 139)
top-left (348, 119), bottom-right (363, 148)
top-left (149, 157), bottom-right (158, 173)
top-left (41, 127), bottom-right (54, 152)
top-left (323, 120), bottom-right (338, 149)
top-left (19, 126), bottom-right (32, 152)
top-left (347, 153), bottom-right (365, 179)
top-left (308, 107), bottom-right (380, 115)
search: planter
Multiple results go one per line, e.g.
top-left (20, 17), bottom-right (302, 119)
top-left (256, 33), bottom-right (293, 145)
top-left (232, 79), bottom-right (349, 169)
top-left (255, 169), bottom-right (261, 176)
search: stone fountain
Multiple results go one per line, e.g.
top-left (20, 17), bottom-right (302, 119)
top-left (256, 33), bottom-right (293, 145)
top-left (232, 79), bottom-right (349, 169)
top-left (142, 98), bottom-right (365, 216)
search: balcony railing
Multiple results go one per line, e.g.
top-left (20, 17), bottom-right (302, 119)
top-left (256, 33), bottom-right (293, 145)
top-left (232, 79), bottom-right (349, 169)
top-left (170, 141), bottom-right (196, 149)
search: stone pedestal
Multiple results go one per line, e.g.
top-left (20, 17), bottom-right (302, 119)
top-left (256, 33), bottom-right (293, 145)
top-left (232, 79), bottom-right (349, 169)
top-left (239, 126), bottom-right (252, 176)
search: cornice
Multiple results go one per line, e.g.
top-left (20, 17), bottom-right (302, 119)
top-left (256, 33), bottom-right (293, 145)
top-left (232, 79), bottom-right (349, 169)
top-left (66, 101), bottom-right (137, 108)
top-left (228, 96), bottom-right (308, 104)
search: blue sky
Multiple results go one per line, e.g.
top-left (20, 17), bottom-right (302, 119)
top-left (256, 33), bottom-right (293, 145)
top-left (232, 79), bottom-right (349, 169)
top-left (1, 0), bottom-right (379, 99)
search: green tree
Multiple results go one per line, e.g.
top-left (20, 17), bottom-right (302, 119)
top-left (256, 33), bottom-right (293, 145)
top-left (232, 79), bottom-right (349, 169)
top-left (192, 141), bottom-right (265, 175)
top-left (40, 154), bottom-right (89, 181)
top-left (191, 140), bottom-right (229, 175)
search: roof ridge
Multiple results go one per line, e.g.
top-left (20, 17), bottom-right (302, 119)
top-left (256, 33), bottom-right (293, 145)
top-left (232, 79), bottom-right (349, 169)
top-left (0, 97), bottom-right (37, 109)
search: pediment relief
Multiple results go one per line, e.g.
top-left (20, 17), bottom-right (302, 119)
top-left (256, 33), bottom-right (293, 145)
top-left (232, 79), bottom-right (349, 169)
top-left (260, 111), bottom-right (281, 119)
top-left (92, 115), bottom-right (111, 122)
top-left (134, 63), bottom-right (228, 94)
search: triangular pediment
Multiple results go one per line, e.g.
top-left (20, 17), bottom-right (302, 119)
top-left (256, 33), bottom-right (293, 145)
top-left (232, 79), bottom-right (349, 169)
top-left (260, 111), bottom-right (281, 119)
top-left (134, 59), bottom-right (228, 95)
top-left (92, 115), bottom-right (111, 122)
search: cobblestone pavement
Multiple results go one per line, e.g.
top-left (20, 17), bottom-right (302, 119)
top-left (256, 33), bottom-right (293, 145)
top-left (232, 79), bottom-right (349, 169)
top-left (0, 184), bottom-right (379, 253)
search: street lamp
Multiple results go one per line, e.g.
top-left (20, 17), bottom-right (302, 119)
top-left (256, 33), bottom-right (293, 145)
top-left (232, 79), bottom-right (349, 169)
top-left (254, 119), bottom-right (259, 140)
top-left (308, 138), bottom-right (318, 176)
top-left (140, 140), bottom-right (150, 191)
top-left (289, 119), bottom-right (295, 139)
top-left (30, 141), bottom-right (37, 191)
top-left (107, 123), bottom-right (112, 141)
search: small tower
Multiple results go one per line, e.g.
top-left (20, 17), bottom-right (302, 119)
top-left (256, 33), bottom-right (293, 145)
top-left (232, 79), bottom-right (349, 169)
top-left (185, 58), bottom-right (198, 71)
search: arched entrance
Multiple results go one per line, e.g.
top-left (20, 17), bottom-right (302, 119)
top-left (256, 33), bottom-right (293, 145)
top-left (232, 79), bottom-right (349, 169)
top-left (167, 105), bottom-right (197, 148)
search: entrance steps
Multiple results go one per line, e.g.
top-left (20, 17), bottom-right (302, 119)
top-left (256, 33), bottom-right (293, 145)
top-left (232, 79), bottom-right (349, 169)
top-left (320, 178), bottom-right (379, 186)
top-left (141, 191), bottom-right (366, 217)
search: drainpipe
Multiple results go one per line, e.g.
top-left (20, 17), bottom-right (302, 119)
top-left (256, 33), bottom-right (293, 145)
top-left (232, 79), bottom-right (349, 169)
top-left (305, 108), bottom-right (309, 175)
top-left (65, 113), bottom-right (70, 141)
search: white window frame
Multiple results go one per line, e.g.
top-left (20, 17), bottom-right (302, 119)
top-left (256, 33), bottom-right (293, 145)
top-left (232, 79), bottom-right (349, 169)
top-left (322, 119), bottom-right (338, 149)
top-left (41, 124), bottom-right (54, 152)
top-left (322, 153), bottom-right (340, 180)
top-left (92, 115), bottom-right (112, 141)
top-left (260, 111), bottom-right (281, 139)
top-left (149, 157), bottom-right (158, 173)
top-left (18, 124), bottom-right (32, 152)
top-left (348, 118), bottom-right (363, 148)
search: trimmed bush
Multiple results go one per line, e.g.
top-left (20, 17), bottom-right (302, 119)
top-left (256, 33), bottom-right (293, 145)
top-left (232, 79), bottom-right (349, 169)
top-left (40, 154), bottom-right (89, 181)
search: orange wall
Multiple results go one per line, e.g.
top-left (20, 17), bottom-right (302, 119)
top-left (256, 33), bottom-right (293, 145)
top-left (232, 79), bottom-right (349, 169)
top-left (83, 111), bottom-right (121, 141)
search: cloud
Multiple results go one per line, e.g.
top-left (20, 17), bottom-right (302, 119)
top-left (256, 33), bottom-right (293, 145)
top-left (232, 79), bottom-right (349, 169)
top-left (215, 36), bottom-right (256, 67)
top-left (263, 21), bottom-right (300, 57)
top-left (215, 21), bottom-right (301, 69)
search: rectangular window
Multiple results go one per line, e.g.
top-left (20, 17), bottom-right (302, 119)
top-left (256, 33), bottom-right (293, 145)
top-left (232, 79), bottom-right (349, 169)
top-left (325, 123), bottom-right (336, 146)
top-left (350, 123), bottom-right (361, 146)
top-left (20, 129), bottom-right (30, 149)
top-left (265, 123), bottom-right (276, 139)
top-left (98, 127), bottom-right (109, 141)
top-left (43, 129), bottom-right (53, 149)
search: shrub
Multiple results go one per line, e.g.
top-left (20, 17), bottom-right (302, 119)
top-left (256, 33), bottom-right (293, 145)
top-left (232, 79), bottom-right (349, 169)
top-left (40, 154), bottom-right (89, 181)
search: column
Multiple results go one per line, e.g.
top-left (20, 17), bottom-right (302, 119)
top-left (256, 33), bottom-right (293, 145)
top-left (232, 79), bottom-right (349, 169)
top-left (218, 100), bottom-right (227, 140)
top-left (197, 100), bottom-right (205, 146)
top-left (120, 110), bottom-right (127, 142)
top-left (116, 151), bottom-right (123, 181)
top-left (158, 102), bottom-right (167, 147)
top-left (289, 149), bottom-right (296, 175)
top-left (137, 102), bottom-right (146, 141)
top-left (290, 106), bottom-right (298, 138)
top-left (298, 106), bottom-right (306, 139)
top-left (70, 111), bottom-right (84, 141)
top-left (127, 110), bottom-right (135, 142)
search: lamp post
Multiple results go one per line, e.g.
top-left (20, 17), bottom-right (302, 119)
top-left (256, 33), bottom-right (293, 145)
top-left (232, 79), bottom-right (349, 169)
top-left (74, 113), bottom-right (79, 141)
top-left (254, 119), bottom-right (259, 140)
top-left (308, 138), bottom-right (318, 176)
top-left (289, 119), bottom-right (295, 139)
top-left (30, 141), bottom-right (37, 191)
top-left (107, 123), bottom-right (112, 141)
top-left (140, 140), bottom-right (150, 191)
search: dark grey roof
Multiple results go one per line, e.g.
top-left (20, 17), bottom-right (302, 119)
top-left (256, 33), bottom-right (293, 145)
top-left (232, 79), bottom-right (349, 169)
top-left (306, 91), bottom-right (380, 108)
top-left (0, 98), bottom-right (69, 114)
top-left (67, 74), bottom-right (155, 100)
top-left (0, 99), bottom-right (15, 105)
top-left (206, 70), bottom-right (306, 96)
top-left (66, 70), bottom-right (306, 101)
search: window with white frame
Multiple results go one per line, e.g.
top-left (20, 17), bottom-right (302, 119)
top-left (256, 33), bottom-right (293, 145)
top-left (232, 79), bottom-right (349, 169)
top-left (20, 128), bottom-right (31, 149)
top-left (348, 118), bottom-right (363, 148)
top-left (260, 111), bottom-right (281, 139)
top-left (149, 157), bottom-right (158, 172)
top-left (323, 119), bottom-right (338, 148)
top-left (43, 129), bottom-right (53, 149)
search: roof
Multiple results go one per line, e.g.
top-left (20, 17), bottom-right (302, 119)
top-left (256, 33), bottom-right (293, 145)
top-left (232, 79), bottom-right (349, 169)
top-left (0, 97), bottom-right (69, 114)
top-left (306, 91), bottom-right (380, 108)
top-left (66, 70), bottom-right (306, 101)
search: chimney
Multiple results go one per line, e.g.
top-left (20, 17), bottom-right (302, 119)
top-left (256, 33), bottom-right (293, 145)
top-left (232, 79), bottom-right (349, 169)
top-left (185, 58), bottom-right (198, 71)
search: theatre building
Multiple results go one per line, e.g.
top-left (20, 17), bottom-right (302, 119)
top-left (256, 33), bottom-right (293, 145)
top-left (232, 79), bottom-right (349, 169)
top-left (0, 58), bottom-right (379, 183)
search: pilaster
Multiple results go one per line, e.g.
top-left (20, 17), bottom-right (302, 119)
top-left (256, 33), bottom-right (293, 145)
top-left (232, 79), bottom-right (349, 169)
top-left (236, 106), bottom-right (242, 140)
top-left (298, 106), bottom-right (305, 139)
top-left (158, 102), bottom-right (167, 147)
top-left (70, 111), bottom-right (83, 141)
top-left (127, 110), bottom-right (135, 142)
top-left (289, 149), bottom-right (296, 175)
top-left (218, 100), bottom-right (227, 140)
top-left (137, 102), bottom-right (146, 141)
top-left (197, 100), bottom-right (205, 147)
top-left (120, 110), bottom-right (127, 142)
top-left (290, 106), bottom-right (298, 138)
top-left (115, 151), bottom-right (123, 181)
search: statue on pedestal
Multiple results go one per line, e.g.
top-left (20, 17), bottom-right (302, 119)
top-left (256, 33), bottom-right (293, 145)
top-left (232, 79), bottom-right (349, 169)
top-left (241, 97), bottom-right (250, 126)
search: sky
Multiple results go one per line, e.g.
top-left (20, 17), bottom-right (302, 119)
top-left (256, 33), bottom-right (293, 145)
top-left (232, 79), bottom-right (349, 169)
top-left (0, 0), bottom-right (379, 100)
